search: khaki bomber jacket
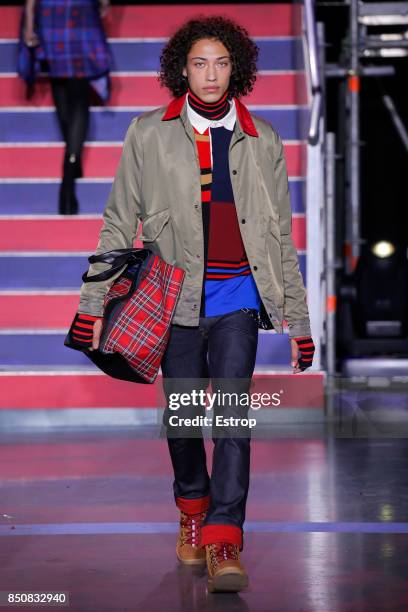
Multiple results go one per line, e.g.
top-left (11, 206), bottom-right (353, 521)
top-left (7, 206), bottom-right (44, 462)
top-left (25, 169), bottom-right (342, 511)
top-left (78, 94), bottom-right (312, 339)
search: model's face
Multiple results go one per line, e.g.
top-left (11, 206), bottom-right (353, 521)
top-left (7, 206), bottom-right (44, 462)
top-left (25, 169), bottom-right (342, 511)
top-left (182, 38), bottom-right (232, 103)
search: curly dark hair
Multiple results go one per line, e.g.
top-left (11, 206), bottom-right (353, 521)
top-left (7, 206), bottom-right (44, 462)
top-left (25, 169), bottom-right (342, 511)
top-left (158, 15), bottom-right (259, 99)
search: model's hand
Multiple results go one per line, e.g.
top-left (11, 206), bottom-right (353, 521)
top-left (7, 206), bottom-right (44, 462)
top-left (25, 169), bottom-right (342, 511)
top-left (23, 26), bottom-right (39, 47)
top-left (290, 339), bottom-right (302, 373)
top-left (71, 313), bottom-right (102, 350)
top-left (90, 319), bottom-right (103, 351)
top-left (290, 336), bottom-right (315, 373)
top-left (23, 0), bottom-right (39, 46)
top-left (99, 0), bottom-right (110, 18)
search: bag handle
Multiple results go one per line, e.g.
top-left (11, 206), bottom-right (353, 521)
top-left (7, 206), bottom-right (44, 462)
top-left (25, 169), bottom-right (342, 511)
top-left (82, 248), bottom-right (150, 283)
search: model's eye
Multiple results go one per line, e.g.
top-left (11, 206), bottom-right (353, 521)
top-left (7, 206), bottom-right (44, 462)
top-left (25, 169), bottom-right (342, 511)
top-left (194, 62), bottom-right (205, 68)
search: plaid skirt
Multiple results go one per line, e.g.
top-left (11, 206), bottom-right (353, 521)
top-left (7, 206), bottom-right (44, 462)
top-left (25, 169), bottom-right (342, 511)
top-left (32, 0), bottom-right (112, 80)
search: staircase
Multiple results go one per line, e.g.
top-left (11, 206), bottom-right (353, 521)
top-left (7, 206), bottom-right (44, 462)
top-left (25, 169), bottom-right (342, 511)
top-left (0, 4), bottom-right (324, 420)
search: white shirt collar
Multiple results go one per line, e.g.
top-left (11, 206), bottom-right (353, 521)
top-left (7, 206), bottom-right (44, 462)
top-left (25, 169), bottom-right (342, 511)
top-left (186, 92), bottom-right (236, 134)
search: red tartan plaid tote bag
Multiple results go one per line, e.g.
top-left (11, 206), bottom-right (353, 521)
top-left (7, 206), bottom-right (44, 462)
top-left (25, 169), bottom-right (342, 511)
top-left (65, 248), bottom-right (186, 383)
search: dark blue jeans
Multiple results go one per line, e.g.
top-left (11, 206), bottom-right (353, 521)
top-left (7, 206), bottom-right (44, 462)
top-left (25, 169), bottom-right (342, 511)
top-left (160, 308), bottom-right (259, 546)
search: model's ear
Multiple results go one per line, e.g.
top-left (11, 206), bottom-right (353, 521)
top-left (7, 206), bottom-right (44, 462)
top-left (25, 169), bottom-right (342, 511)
top-left (182, 67), bottom-right (187, 78)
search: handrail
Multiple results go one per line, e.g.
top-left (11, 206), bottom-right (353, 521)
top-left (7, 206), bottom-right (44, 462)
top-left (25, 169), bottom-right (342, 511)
top-left (309, 92), bottom-right (322, 145)
top-left (303, 0), bottom-right (322, 145)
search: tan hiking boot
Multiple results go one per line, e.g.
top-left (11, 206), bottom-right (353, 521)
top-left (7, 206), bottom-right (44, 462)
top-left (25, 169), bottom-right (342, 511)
top-left (176, 510), bottom-right (207, 565)
top-left (206, 542), bottom-right (249, 592)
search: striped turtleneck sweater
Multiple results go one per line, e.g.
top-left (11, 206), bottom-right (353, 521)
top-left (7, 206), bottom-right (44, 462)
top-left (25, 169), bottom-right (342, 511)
top-left (187, 87), bottom-right (231, 120)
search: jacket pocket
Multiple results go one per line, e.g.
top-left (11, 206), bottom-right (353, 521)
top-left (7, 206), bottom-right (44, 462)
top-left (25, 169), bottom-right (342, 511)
top-left (139, 209), bottom-right (171, 242)
top-left (139, 208), bottom-right (184, 269)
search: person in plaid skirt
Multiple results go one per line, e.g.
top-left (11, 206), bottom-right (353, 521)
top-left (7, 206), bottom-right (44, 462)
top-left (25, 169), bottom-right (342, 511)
top-left (20, 0), bottom-right (112, 214)
top-left (74, 15), bottom-right (315, 593)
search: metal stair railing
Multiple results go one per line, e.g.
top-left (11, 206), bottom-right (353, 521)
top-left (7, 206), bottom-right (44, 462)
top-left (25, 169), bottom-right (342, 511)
top-left (302, 0), bottom-right (326, 376)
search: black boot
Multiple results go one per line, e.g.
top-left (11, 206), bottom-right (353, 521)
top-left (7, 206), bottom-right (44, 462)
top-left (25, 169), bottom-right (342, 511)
top-left (59, 153), bottom-right (80, 215)
top-left (71, 153), bottom-right (83, 179)
top-left (59, 181), bottom-right (79, 215)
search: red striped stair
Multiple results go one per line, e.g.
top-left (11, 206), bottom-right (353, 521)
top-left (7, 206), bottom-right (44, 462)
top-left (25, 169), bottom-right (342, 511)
top-left (0, 5), bottom-right (302, 39)
top-left (0, 372), bottom-right (324, 410)
top-left (0, 141), bottom-right (305, 179)
top-left (0, 215), bottom-right (305, 253)
top-left (0, 73), bottom-right (308, 108)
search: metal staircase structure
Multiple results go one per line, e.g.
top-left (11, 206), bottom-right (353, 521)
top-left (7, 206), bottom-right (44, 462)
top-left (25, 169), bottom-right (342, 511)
top-left (303, 0), bottom-right (408, 402)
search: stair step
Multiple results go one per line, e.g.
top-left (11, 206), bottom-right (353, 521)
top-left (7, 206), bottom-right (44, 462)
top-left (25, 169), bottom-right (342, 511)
top-left (0, 330), bottom-right (292, 367)
top-left (0, 180), bottom-right (306, 215)
top-left (0, 216), bottom-right (305, 252)
top-left (0, 38), bottom-right (303, 74)
top-left (0, 73), bottom-right (308, 108)
top-left (0, 142), bottom-right (305, 179)
top-left (0, 107), bottom-right (310, 143)
top-left (0, 218), bottom-right (144, 252)
top-left (0, 5), bottom-right (303, 39)
top-left (0, 293), bottom-right (80, 328)
top-left (0, 254), bottom-right (307, 290)
top-left (0, 218), bottom-right (102, 251)
top-left (0, 370), bottom-right (324, 410)
top-left (0, 181), bottom-right (113, 215)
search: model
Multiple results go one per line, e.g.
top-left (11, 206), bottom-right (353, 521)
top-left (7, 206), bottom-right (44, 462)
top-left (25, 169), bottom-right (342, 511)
top-left (20, 0), bottom-right (112, 214)
top-left (72, 15), bottom-right (315, 593)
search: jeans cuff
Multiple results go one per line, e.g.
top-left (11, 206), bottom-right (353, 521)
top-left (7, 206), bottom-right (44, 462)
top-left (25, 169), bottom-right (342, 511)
top-left (201, 524), bottom-right (242, 548)
top-left (176, 494), bottom-right (211, 514)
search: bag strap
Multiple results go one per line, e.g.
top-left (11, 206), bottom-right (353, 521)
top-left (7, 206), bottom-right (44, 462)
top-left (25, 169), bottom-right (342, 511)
top-left (82, 248), bottom-right (150, 283)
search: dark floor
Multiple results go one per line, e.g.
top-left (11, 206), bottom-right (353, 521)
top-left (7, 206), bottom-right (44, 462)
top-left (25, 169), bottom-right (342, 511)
top-left (1, 421), bottom-right (408, 612)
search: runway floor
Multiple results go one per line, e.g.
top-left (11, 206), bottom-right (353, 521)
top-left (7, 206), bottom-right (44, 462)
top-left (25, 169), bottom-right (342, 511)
top-left (1, 423), bottom-right (408, 612)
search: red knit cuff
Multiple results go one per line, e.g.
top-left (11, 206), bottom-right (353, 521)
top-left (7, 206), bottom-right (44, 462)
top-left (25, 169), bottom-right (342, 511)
top-left (293, 336), bottom-right (315, 370)
top-left (176, 495), bottom-right (210, 514)
top-left (71, 313), bottom-right (102, 346)
top-left (77, 313), bottom-right (103, 321)
top-left (201, 524), bottom-right (242, 548)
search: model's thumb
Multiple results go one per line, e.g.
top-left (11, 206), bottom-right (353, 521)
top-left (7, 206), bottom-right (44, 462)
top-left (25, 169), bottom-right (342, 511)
top-left (290, 338), bottom-right (298, 367)
top-left (92, 319), bottom-right (103, 350)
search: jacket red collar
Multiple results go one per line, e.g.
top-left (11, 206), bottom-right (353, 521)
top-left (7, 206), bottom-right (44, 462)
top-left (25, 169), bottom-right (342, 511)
top-left (161, 92), bottom-right (259, 137)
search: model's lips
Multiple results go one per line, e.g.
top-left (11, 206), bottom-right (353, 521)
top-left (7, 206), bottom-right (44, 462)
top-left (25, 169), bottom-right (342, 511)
top-left (203, 87), bottom-right (219, 91)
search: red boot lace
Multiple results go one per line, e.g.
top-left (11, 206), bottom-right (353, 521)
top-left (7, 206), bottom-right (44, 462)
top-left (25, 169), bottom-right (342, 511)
top-left (208, 542), bottom-right (239, 566)
top-left (180, 510), bottom-right (206, 547)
